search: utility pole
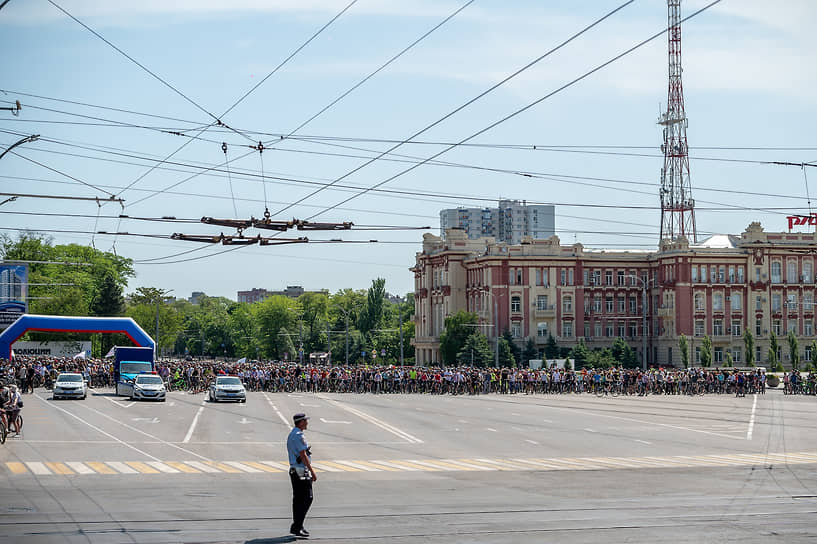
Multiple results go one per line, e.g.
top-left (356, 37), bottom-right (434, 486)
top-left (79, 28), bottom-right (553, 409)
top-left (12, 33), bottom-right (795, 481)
top-left (398, 298), bottom-right (404, 366)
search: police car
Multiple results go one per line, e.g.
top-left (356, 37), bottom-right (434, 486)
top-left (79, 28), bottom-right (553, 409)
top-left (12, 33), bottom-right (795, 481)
top-left (208, 375), bottom-right (246, 403)
top-left (119, 372), bottom-right (167, 402)
top-left (52, 373), bottom-right (87, 400)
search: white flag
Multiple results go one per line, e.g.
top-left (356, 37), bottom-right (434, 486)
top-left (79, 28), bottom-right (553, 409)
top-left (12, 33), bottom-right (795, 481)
top-left (104, 346), bottom-right (115, 358)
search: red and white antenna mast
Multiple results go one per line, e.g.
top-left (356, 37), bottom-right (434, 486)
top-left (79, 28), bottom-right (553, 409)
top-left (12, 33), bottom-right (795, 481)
top-left (659, 0), bottom-right (696, 242)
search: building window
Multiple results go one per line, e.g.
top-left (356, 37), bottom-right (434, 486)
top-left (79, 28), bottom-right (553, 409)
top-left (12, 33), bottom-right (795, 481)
top-left (731, 319), bottom-right (742, 336)
top-left (772, 294), bottom-right (782, 312)
top-left (787, 320), bottom-right (797, 334)
top-left (714, 347), bottom-right (723, 364)
top-left (568, 269), bottom-right (574, 286)
top-left (728, 266), bottom-right (735, 283)
top-left (593, 296), bottom-right (602, 312)
top-left (604, 270), bottom-right (612, 286)
top-left (595, 322), bottom-right (602, 338)
top-left (617, 270), bottom-right (625, 286)
top-left (629, 296), bottom-right (637, 314)
top-left (617, 295), bottom-right (625, 313)
top-left (730, 293), bottom-right (742, 311)
top-left (562, 321), bottom-right (573, 338)
top-left (756, 295), bottom-right (762, 311)
top-left (605, 323), bottom-right (614, 337)
top-left (713, 293), bottom-right (723, 311)
top-left (517, 268), bottom-right (523, 285)
top-left (695, 346), bottom-right (701, 364)
top-left (711, 267), bottom-right (718, 283)
top-left (537, 322), bottom-right (548, 337)
top-left (806, 345), bottom-right (813, 362)
top-left (732, 348), bottom-right (742, 363)
top-left (694, 293), bottom-right (705, 311)
top-left (738, 266), bottom-right (745, 283)
top-left (511, 296), bottom-right (521, 313)
top-left (606, 296), bottom-right (614, 313)
top-left (755, 267), bottom-right (761, 282)
top-left (562, 296), bottom-right (573, 312)
top-left (536, 295), bottom-right (549, 311)
top-left (773, 319), bottom-right (782, 336)
top-left (771, 261), bottom-right (782, 284)
top-left (718, 266), bottom-right (725, 283)
top-left (787, 260), bottom-right (797, 284)
top-left (592, 270), bottom-right (601, 286)
top-left (756, 318), bottom-right (762, 336)
top-left (618, 322), bottom-right (625, 337)
top-left (805, 319), bottom-right (813, 337)
top-left (701, 265), bottom-right (707, 283)
top-left (804, 261), bottom-right (813, 284)
top-left (691, 266), bottom-right (698, 283)
top-left (511, 324), bottom-right (521, 338)
top-left (628, 323), bottom-right (637, 338)
top-left (804, 293), bottom-right (813, 311)
top-left (560, 269), bottom-right (566, 286)
top-left (713, 319), bottom-right (724, 336)
top-left (694, 320), bottom-right (705, 337)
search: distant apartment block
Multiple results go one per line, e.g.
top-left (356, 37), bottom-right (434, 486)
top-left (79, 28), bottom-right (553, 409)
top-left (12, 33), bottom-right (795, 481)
top-left (188, 291), bottom-right (205, 305)
top-left (440, 200), bottom-right (554, 245)
top-left (237, 285), bottom-right (328, 303)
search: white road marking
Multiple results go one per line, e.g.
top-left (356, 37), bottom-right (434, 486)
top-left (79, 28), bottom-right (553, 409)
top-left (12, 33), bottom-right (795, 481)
top-left (33, 393), bottom-right (160, 461)
top-left (223, 461), bottom-right (260, 473)
top-left (184, 461), bottom-right (221, 473)
top-left (300, 403), bottom-right (320, 407)
top-left (147, 461), bottom-right (180, 473)
top-left (238, 417), bottom-right (251, 425)
top-left (584, 428), bottom-right (598, 433)
top-left (319, 418), bottom-right (351, 424)
top-left (634, 439), bottom-right (652, 445)
top-left (183, 404), bottom-right (205, 444)
top-left (105, 462), bottom-right (138, 474)
top-left (25, 462), bottom-right (51, 475)
top-left (485, 427), bottom-right (497, 432)
top-left (319, 396), bottom-right (423, 444)
top-left (131, 417), bottom-right (159, 423)
top-left (262, 392), bottom-right (290, 425)
top-left (525, 439), bottom-right (539, 445)
top-left (332, 460), bottom-right (381, 471)
top-left (747, 393), bottom-right (758, 440)
top-left (66, 462), bottom-right (95, 474)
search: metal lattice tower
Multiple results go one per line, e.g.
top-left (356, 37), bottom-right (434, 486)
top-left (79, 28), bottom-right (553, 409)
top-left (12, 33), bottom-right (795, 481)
top-left (659, 0), bottom-right (697, 242)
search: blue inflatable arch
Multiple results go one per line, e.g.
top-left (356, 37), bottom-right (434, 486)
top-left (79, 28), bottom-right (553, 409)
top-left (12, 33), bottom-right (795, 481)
top-left (0, 315), bottom-right (154, 360)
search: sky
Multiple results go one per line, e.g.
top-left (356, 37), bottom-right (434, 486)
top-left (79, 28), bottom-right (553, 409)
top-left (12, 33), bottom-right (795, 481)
top-left (1, 0), bottom-right (815, 301)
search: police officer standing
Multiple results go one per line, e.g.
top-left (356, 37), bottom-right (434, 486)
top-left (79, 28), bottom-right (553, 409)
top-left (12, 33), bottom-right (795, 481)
top-left (287, 413), bottom-right (316, 538)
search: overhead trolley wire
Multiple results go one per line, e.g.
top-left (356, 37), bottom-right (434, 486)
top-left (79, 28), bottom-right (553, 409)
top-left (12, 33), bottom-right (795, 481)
top-left (272, 0), bottom-right (639, 218)
top-left (306, 0), bottom-right (723, 221)
top-left (272, 0), bottom-right (475, 145)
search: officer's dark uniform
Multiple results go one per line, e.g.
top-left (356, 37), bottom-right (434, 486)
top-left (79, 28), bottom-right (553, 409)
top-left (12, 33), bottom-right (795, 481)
top-left (287, 413), bottom-right (313, 537)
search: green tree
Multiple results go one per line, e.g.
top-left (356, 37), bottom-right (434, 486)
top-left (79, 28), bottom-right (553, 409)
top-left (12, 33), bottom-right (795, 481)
top-left (358, 278), bottom-right (386, 335)
top-left (700, 335), bottom-right (713, 367)
top-left (787, 330), bottom-right (800, 370)
top-left (743, 328), bottom-right (755, 367)
top-left (254, 295), bottom-right (299, 360)
top-left (571, 338), bottom-right (590, 367)
top-left (456, 333), bottom-right (494, 366)
top-left (678, 334), bottom-right (689, 368)
top-left (497, 336), bottom-right (515, 367)
top-left (809, 340), bottom-right (817, 372)
top-left (544, 333), bottom-right (559, 359)
top-left (725, 351), bottom-right (734, 367)
top-left (522, 337), bottom-right (538, 366)
top-left (502, 329), bottom-right (521, 364)
top-left (439, 310), bottom-right (478, 365)
top-left (611, 337), bottom-right (638, 368)
top-left (768, 331), bottom-right (781, 370)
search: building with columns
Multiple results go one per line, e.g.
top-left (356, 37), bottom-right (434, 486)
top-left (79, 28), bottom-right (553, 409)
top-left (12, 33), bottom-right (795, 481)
top-left (412, 222), bottom-right (817, 368)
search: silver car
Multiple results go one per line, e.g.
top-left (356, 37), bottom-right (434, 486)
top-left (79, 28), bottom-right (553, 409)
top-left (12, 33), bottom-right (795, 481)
top-left (208, 376), bottom-right (246, 403)
top-left (53, 373), bottom-right (87, 400)
top-left (128, 374), bottom-right (167, 402)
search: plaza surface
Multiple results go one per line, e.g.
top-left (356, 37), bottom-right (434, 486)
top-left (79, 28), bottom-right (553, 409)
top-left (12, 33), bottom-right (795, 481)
top-left (1, 387), bottom-right (815, 543)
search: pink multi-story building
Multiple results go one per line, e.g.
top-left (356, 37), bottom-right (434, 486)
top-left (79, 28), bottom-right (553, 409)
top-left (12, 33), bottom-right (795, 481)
top-left (412, 222), bottom-right (817, 368)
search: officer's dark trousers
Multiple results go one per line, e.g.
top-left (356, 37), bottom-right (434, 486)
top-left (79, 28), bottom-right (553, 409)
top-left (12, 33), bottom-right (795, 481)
top-left (289, 469), bottom-right (313, 531)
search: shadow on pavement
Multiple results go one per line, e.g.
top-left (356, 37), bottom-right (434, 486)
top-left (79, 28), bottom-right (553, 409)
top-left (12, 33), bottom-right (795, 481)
top-left (245, 537), bottom-right (297, 543)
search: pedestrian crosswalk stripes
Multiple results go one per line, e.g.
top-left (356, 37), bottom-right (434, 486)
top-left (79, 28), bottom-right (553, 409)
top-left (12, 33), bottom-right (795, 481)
top-left (5, 452), bottom-right (817, 477)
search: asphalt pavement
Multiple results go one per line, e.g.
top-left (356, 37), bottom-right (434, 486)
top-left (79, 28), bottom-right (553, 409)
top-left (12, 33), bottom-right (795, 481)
top-left (1, 386), bottom-right (815, 543)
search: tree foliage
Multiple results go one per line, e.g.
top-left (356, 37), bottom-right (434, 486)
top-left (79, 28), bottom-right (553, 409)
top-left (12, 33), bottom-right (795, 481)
top-left (700, 335), bottom-right (713, 367)
top-left (439, 311), bottom-right (478, 365)
top-left (678, 334), bottom-right (689, 369)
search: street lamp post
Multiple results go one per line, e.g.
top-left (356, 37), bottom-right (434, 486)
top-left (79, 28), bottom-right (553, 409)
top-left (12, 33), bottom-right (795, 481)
top-left (155, 289), bottom-right (173, 358)
top-left (628, 275), bottom-right (655, 371)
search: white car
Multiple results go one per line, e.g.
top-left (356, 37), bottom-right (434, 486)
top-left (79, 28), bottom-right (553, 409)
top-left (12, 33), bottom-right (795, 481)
top-left (123, 373), bottom-right (167, 402)
top-left (53, 373), bottom-right (87, 400)
top-left (209, 376), bottom-right (246, 403)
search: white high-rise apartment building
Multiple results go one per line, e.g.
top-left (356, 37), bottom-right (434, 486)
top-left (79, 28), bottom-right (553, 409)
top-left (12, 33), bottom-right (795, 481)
top-left (439, 200), bottom-right (554, 244)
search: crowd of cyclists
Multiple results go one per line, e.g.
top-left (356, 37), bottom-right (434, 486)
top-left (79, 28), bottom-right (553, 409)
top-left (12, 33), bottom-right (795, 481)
top-left (3, 355), bottom-right (816, 401)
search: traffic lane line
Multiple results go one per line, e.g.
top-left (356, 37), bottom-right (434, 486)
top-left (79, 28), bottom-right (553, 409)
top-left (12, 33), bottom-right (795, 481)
top-left (32, 393), bottom-right (161, 461)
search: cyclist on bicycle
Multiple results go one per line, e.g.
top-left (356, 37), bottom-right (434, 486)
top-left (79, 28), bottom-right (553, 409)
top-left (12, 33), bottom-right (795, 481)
top-left (4, 384), bottom-right (22, 436)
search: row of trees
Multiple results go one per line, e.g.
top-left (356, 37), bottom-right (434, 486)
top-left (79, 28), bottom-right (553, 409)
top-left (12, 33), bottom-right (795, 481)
top-left (2, 233), bottom-right (413, 364)
top-left (679, 329), bottom-right (817, 371)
